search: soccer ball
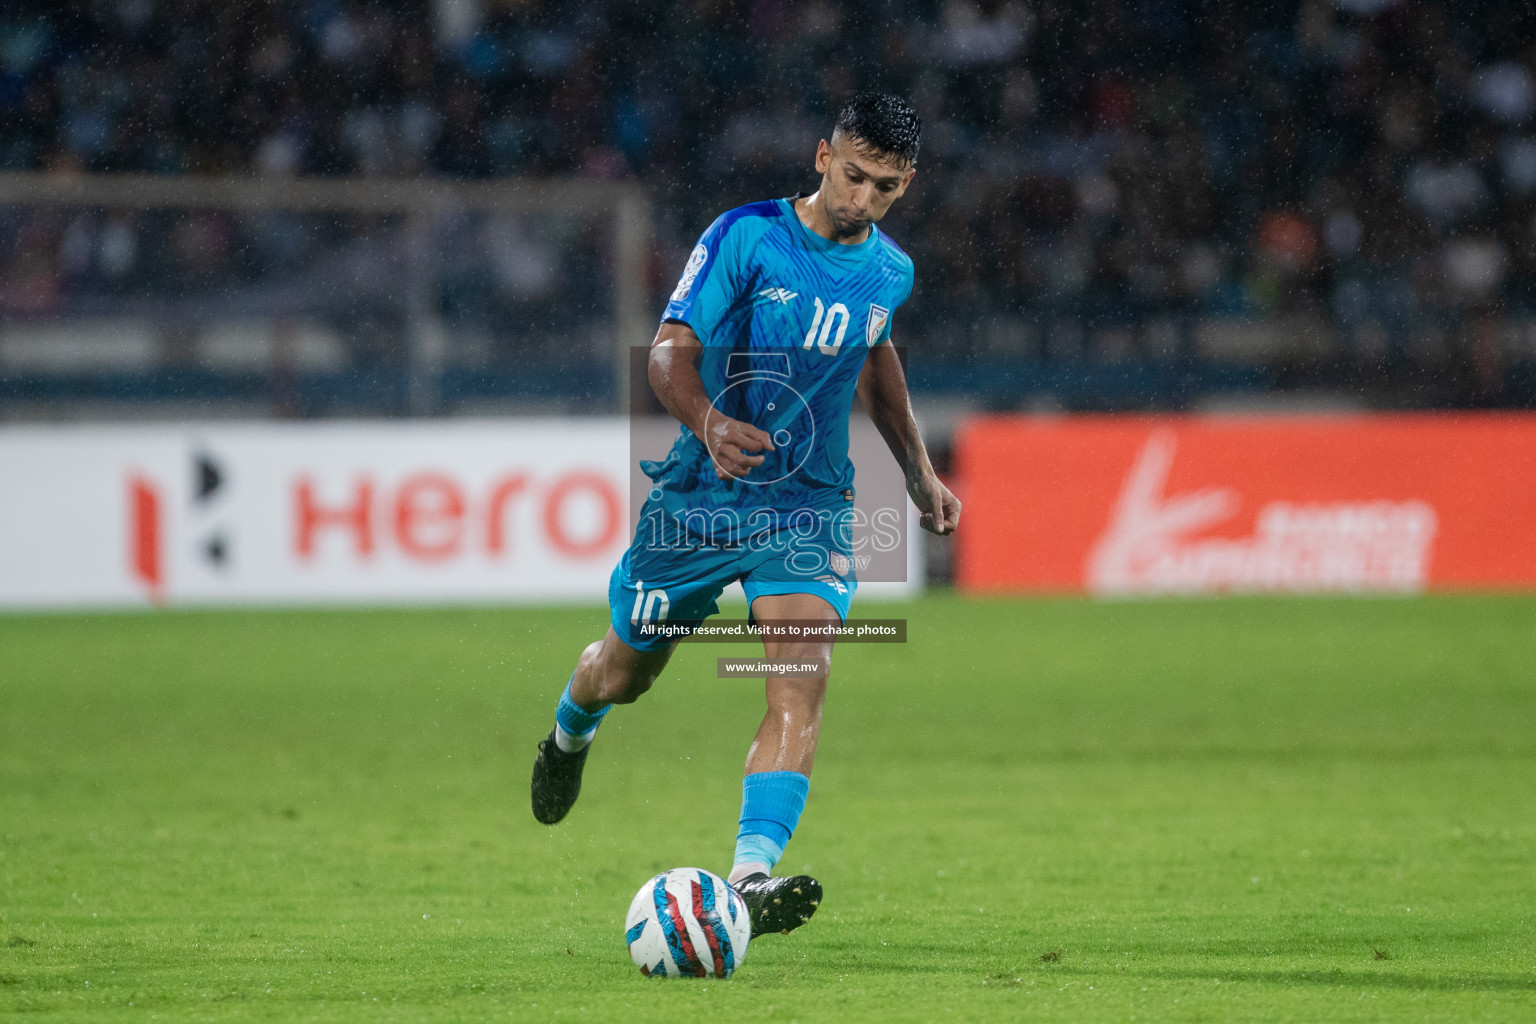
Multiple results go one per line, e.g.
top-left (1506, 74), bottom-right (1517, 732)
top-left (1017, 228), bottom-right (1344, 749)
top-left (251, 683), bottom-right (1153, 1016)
top-left (624, 867), bottom-right (750, 978)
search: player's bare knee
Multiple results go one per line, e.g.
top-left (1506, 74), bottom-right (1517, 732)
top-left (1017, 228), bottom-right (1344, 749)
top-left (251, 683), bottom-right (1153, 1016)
top-left (575, 639), bottom-right (605, 672)
top-left (767, 673), bottom-right (827, 715)
top-left (590, 646), bottom-right (656, 704)
top-left (570, 639), bottom-right (607, 693)
top-left (600, 670), bottom-right (653, 705)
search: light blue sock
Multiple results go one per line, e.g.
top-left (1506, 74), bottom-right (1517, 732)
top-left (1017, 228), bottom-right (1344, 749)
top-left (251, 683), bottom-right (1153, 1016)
top-left (733, 771), bottom-right (809, 876)
top-left (554, 677), bottom-right (610, 752)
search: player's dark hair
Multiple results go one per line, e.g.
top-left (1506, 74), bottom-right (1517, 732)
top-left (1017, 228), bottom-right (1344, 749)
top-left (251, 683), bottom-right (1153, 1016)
top-left (833, 93), bottom-right (921, 167)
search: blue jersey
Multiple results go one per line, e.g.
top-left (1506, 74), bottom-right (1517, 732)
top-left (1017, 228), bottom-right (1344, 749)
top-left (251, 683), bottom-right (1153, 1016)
top-left (643, 196), bottom-right (914, 539)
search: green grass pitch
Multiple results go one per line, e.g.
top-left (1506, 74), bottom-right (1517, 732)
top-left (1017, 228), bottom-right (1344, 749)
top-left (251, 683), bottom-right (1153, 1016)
top-left (2, 594), bottom-right (1534, 1022)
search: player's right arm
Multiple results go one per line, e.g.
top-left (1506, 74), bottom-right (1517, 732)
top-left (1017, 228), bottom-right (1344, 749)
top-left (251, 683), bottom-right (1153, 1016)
top-left (650, 208), bottom-right (776, 481)
top-left (649, 321), bottom-right (774, 481)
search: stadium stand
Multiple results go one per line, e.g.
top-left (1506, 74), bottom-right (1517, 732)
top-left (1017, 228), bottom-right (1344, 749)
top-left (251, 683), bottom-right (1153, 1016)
top-left (1, 0), bottom-right (1535, 414)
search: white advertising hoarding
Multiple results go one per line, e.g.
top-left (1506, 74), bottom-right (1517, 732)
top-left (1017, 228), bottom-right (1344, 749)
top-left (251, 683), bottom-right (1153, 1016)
top-left (0, 420), bottom-right (920, 609)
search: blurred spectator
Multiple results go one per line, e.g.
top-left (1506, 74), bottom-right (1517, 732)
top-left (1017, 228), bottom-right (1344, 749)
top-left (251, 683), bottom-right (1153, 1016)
top-left (1, 0), bottom-right (1535, 405)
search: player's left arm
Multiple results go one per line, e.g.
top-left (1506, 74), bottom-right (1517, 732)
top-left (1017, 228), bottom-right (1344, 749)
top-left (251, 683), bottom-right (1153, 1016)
top-left (856, 340), bottom-right (960, 536)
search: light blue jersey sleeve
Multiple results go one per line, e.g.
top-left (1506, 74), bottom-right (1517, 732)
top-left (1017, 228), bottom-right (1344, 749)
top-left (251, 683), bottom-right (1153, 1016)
top-left (870, 235), bottom-right (915, 347)
top-left (662, 204), bottom-right (776, 345)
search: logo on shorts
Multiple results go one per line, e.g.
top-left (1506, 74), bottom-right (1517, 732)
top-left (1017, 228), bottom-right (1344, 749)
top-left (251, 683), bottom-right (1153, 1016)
top-left (866, 304), bottom-right (889, 347)
top-left (829, 551), bottom-right (851, 576)
top-left (671, 244), bottom-right (708, 301)
top-left (814, 574), bottom-right (849, 596)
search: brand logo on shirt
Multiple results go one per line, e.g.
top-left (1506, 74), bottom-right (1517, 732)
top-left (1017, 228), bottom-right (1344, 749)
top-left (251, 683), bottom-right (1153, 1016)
top-left (671, 244), bottom-right (708, 302)
top-left (756, 286), bottom-right (799, 304)
top-left (866, 304), bottom-right (890, 347)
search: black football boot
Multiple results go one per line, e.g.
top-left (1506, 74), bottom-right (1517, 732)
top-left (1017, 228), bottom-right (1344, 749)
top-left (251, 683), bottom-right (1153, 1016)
top-left (731, 872), bottom-right (823, 937)
top-left (530, 729), bottom-right (589, 824)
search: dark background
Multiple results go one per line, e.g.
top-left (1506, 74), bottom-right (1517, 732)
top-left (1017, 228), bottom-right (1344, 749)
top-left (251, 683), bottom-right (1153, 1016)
top-left (3, 0), bottom-right (1535, 413)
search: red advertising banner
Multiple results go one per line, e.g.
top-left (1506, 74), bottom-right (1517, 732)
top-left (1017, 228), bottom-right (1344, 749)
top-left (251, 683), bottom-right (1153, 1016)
top-left (954, 414), bottom-right (1536, 594)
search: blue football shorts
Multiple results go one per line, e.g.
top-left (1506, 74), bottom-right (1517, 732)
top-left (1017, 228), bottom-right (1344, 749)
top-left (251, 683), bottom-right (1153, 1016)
top-left (608, 502), bottom-right (858, 652)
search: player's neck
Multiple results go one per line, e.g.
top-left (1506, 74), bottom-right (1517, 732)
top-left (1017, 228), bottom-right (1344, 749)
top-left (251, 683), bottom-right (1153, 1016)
top-left (795, 191), bottom-right (871, 246)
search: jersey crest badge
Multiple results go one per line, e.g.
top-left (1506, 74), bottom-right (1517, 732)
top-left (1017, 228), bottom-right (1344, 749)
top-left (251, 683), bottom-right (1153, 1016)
top-left (866, 304), bottom-right (890, 347)
top-left (671, 243), bottom-right (708, 301)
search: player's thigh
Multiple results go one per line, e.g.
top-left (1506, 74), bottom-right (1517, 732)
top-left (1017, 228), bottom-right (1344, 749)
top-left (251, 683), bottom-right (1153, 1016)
top-left (743, 549), bottom-right (853, 665)
top-left (748, 591), bottom-right (837, 715)
top-left (748, 590), bottom-right (841, 663)
top-left (738, 509), bottom-right (857, 658)
top-left (741, 522), bottom-right (852, 705)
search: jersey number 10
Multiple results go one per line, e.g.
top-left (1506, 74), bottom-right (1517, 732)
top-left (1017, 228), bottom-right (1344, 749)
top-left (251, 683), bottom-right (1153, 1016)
top-left (802, 297), bottom-right (850, 356)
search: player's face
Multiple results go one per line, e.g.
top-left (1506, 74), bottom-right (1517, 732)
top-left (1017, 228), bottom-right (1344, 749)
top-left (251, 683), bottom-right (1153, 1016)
top-left (814, 135), bottom-right (916, 238)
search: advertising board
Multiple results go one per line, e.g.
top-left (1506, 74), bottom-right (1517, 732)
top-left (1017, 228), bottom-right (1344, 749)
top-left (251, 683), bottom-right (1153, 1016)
top-left (955, 415), bottom-right (1536, 594)
top-left (0, 419), bottom-right (920, 608)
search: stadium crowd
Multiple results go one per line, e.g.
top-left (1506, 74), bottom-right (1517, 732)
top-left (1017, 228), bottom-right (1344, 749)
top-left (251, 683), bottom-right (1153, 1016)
top-left (2, 0), bottom-right (1536, 404)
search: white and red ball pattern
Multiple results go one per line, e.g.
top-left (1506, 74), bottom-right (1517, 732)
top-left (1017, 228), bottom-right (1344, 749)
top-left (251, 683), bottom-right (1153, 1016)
top-left (624, 867), bottom-right (751, 978)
